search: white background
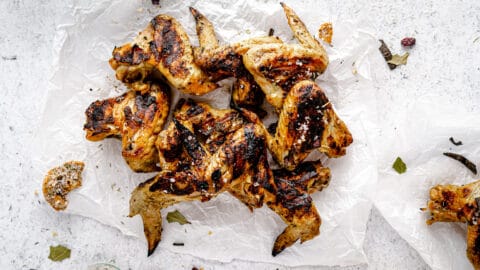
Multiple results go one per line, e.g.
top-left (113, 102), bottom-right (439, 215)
top-left (1, 0), bottom-right (479, 269)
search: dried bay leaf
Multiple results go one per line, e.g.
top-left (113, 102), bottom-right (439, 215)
top-left (388, 52), bottom-right (409, 66)
top-left (392, 157), bottom-right (407, 174)
top-left (48, 245), bottom-right (71, 262)
top-left (166, 210), bottom-right (191, 225)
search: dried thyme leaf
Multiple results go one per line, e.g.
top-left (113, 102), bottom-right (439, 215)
top-left (167, 210), bottom-right (191, 225)
top-left (392, 157), bottom-right (407, 174)
top-left (379, 39), bottom-right (396, 70)
top-left (443, 152), bottom-right (477, 175)
top-left (449, 137), bottom-right (463, 146)
top-left (48, 245), bottom-right (71, 262)
top-left (388, 52), bottom-right (409, 66)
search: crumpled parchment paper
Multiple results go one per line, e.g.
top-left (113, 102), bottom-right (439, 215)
top-left (35, 0), bottom-right (378, 266)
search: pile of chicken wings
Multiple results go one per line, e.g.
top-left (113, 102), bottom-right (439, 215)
top-left (83, 3), bottom-right (352, 256)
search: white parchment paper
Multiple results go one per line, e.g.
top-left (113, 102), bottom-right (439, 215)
top-left (35, 0), bottom-right (378, 266)
top-left (374, 99), bottom-right (480, 270)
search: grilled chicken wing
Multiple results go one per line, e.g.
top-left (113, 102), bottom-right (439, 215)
top-left (243, 3), bottom-right (329, 109)
top-left (425, 180), bottom-right (480, 269)
top-left (84, 82), bottom-right (170, 172)
top-left (190, 7), bottom-right (282, 116)
top-left (240, 80), bottom-right (352, 170)
top-left (130, 99), bottom-right (330, 256)
top-left (109, 15), bottom-right (217, 95)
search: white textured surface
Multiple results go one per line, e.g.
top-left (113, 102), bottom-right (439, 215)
top-left (0, 0), bottom-right (476, 269)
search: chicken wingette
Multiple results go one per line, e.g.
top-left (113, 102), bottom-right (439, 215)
top-left (242, 2), bottom-right (329, 109)
top-left (109, 14), bottom-right (217, 95)
top-left (425, 180), bottom-right (480, 269)
top-left (190, 7), bottom-right (282, 117)
top-left (83, 82), bottom-right (170, 172)
top-left (129, 99), bottom-right (331, 256)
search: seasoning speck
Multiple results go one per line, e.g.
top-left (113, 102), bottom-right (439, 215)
top-left (449, 137), bottom-right (463, 146)
top-left (379, 39), bottom-right (396, 70)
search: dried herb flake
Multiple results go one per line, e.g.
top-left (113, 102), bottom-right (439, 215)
top-left (379, 39), bottom-right (396, 70)
top-left (318, 22), bottom-right (333, 45)
top-left (48, 245), bottom-right (71, 262)
top-left (166, 210), bottom-right (191, 225)
top-left (388, 52), bottom-right (409, 66)
top-left (268, 28), bottom-right (275, 37)
top-left (443, 152), bottom-right (477, 175)
top-left (449, 137), bottom-right (463, 146)
top-left (392, 157), bottom-right (407, 174)
top-left (173, 242), bottom-right (185, 246)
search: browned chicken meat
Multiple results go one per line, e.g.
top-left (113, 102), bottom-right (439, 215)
top-left (240, 80), bottom-right (352, 170)
top-left (242, 2), bottom-right (329, 109)
top-left (109, 14), bottom-right (217, 95)
top-left (425, 180), bottom-right (480, 269)
top-left (84, 82), bottom-right (170, 172)
top-left (129, 99), bottom-right (331, 256)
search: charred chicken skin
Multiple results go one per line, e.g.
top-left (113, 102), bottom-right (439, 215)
top-left (84, 82), bottom-right (170, 172)
top-left (129, 99), bottom-right (331, 256)
top-left (109, 14), bottom-right (217, 95)
top-left (425, 180), bottom-right (480, 269)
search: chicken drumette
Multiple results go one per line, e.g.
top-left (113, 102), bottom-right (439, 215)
top-left (240, 80), bottom-right (352, 170)
top-left (425, 180), bottom-right (480, 269)
top-left (84, 82), bottom-right (170, 172)
top-left (129, 99), bottom-right (331, 256)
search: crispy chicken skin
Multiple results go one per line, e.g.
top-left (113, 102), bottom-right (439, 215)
top-left (240, 80), bottom-right (352, 170)
top-left (130, 99), bottom-right (330, 256)
top-left (242, 3), bottom-right (329, 109)
top-left (425, 180), bottom-right (480, 269)
top-left (109, 14), bottom-right (217, 95)
top-left (84, 82), bottom-right (170, 172)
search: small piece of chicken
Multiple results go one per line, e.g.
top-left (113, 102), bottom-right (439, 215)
top-left (243, 3), bottom-right (329, 109)
top-left (239, 80), bottom-right (352, 170)
top-left (130, 99), bottom-right (331, 256)
top-left (43, 161), bottom-right (85, 211)
top-left (425, 180), bottom-right (480, 269)
top-left (190, 7), bottom-right (282, 116)
top-left (84, 82), bottom-right (170, 172)
top-left (109, 14), bottom-right (217, 95)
